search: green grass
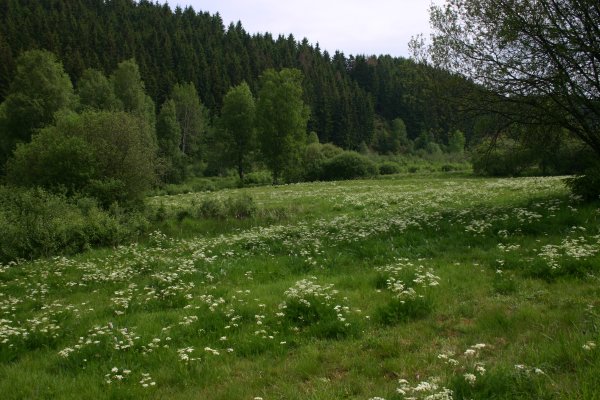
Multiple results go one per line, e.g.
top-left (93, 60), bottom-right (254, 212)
top-left (1, 175), bottom-right (600, 399)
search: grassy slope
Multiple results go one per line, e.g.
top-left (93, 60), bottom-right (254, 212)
top-left (1, 175), bottom-right (599, 399)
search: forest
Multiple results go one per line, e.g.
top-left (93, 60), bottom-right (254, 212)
top-left (0, 0), bottom-right (478, 153)
top-left (1, 1), bottom-right (600, 399)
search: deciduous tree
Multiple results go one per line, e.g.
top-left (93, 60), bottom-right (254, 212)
top-left (256, 68), bottom-right (309, 183)
top-left (6, 111), bottom-right (158, 208)
top-left (171, 82), bottom-right (208, 159)
top-left (156, 99), bottom-right (185, 183)
top-left (111, 59), bottom-right (155, 128)
top-left (0, 49), bottom-right (75, 165)
top-left (422, 0), bottom-right (600, 156)
top-left (220, 82), bottom-right (256, 181)
top-left (77, 68), bottom-right (120, 111)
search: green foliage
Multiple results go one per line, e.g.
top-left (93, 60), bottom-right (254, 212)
top-left (447, 129), bottom-right (466, 153)
top-left (0, 1), bottom-right (484, 154)
top-left (301, 142), bottom-right (341, 181)
top-left (225, 194), bottom-right (257, 219)
top-left (375, 296), bottom-right (433, 325)
top-left (306, 131), bottom-right (319, 145)
top-left (242, 170), bottom-right (273, 186)
top-left (414, 130), bottom-right (444, 156)
top-left (156, 99), bottom-right (186, 183)
top-left (320, 151), bottom-right (378, 181)
top-left (5, 111), bottom-right (158, 208)
top-left (378, 161), bottom-right (402, 175)
top-left (111, 59), bottom-right (139, 108)
top-left (472, 132), bottom-right (595, 177)
top-left (492, 271), bottom-right (518, 295)
top-left (472, 137), bottom-right (533, 177)
top-left (77, 68), bottom-right (120, 111)
top-left (74, 111), bottom-right (158, 207)
top-left (0, 50), bottom-right (75, 164)
top-left (449, 366), bottom-right (548, 400)
top-left (302, 143), bottom-right (382, 182)
top-left (5, 125), bottom-right (95, 194)
top-left (427, 0), bottom-right (600, 158)
top-left (1, 175), bottom-right (599, 398)
top-left (372, 117), bottom-right (410, 155)
top-left (197, 198), bottom-right (227, 219)
top-left (0, 187), bottom-right (146, 263)
top-left (281, 279), bottom-right (355, 339)
top-left (171, 82), bottom-right (208, 159)
top-left (220, 82), bottom-right (256, 180)
top-left (256, 68), bottom-right (310, 183)
top-left (565, 166), bottom-right (600, 202)
top-left (111, 59), bottom-right (152, 120)
top-left (195, 194), bottom-right (257, 220)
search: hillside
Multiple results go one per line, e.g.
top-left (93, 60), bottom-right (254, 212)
top-left (0, 0), bottom-right (473, 148)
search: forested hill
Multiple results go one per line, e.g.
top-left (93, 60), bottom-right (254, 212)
top-left (0, 0), bottom-right (469, 149)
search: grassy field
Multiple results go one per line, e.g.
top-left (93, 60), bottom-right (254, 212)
top-left (1, 174), bottom-right (599, 399)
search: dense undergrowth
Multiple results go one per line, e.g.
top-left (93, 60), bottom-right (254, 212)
top-left (1, 175), bottom-right (599, 399)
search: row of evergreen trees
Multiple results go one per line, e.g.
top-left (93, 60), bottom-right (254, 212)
top-left (0, 0), bottom-right (474, 150)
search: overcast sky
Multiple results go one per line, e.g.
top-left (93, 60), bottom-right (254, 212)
top-left (160, 0), bottom-right (437, 58)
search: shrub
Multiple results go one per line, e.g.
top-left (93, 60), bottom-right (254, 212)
top-left (0, 187), bottom-right (147, 263)
top-left (5, 111), bottom-right (157, 208)
top-left (301, 143), bottom-right (327, 181)
top-left (472, 135), bottom-right (595, 177)
top-left (225, 194), bottom-right (257, 219)
top-left (564, 166), bottom-right (600, 202)
top-left (378, 161), bottom-right (402, 175)
top-left (194, 194), bottom-right (257, 220)
top-left (242, 170), bottom-right (272, 186)
top-left (197, 198), bottom-right (226, 219)
top-left (319, 143), bottom-right (344, 159)
top-left (320, 151), bottom-right (378, 181)
top-left (300, 142), bottom-right (344, 181)
top-left (471, 138), bottom-right (533, 177)
top-left (5, 129), bottom-right (95, 195)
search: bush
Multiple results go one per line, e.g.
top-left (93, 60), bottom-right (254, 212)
top-left (320, 151), bottom-right (378, 181)
top-left (472, 135), bottom-right (595, 177)
top-left (565, 166), bottom-right (600, 202)
top-left (225, 194), bottom-right (257, 219)
top-left (301, 143), bottom-right (327, 181)
top-left (5, 129), bottom-right (95, 195)
top-left (197, 198), bottom-right (226, 219)
top-left (5, 111), bottom-right (157, 208)
top-left (378, 161), bottom-right (402, 175)
top-left (193, 194), bottom-right (257, 220)
top-left (300, 142), bottom-right (344, 181)
top-left (0, 187), bottom-right (147, 263)
top-left (242, 170), bottom-right (272, 186)
top-left (472, 138), bottom-right (533, 177)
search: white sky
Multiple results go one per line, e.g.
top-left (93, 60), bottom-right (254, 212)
top-left (160, 0), bottom-right (437, 57)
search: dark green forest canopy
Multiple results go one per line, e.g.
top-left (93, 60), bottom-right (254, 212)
top-left (0, 0), bottom-right (474, 148)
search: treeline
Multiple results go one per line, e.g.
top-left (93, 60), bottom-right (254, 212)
top-left (0, 47), bottom-right (309, 261)
top-left (0, 0), bottom-right (473, 150)
top-left (0, 48), bottom-right (433, 262)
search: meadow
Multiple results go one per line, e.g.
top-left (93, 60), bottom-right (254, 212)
top-left (1, 174), bottom-right (599, 399)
